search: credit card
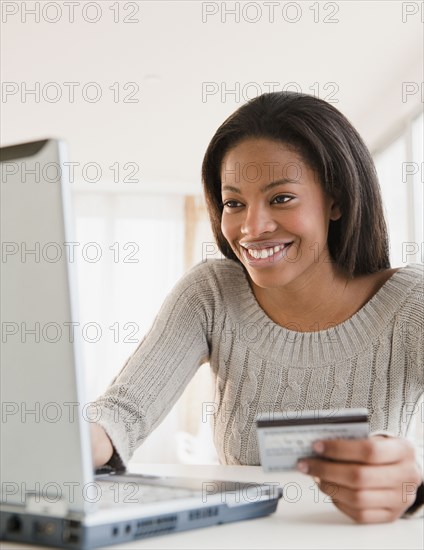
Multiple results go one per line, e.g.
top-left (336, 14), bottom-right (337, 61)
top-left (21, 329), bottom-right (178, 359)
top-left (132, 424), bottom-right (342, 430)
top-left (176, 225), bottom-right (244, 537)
top-left (256, 408), bottom-right (369, 471)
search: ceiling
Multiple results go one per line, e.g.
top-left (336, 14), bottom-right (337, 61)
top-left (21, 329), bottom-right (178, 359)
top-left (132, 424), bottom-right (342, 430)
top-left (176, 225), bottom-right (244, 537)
top-left (1, 0), bottom-right (423, 193)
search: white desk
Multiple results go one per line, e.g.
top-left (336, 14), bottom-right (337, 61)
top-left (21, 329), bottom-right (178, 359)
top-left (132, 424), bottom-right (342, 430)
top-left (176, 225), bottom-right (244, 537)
top-left (2, 463), bottom-right (422, 550)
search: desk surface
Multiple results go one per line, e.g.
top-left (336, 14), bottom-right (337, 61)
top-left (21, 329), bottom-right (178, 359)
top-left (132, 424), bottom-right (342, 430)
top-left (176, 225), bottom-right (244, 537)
top-left (2, 463), bottom-right (422, 550)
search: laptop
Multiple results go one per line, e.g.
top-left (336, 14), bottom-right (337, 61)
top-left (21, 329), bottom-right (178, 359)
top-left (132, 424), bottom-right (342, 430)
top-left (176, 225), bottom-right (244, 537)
top-left (0, 139), bottom-right (282, 549)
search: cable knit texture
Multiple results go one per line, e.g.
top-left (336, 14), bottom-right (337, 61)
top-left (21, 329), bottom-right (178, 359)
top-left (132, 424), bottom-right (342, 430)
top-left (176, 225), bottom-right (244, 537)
top-left (94, 260), bottom-right (423, 472)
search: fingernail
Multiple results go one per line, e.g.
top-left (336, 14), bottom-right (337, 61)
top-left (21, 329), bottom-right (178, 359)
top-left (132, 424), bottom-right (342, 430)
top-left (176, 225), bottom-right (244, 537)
top-left (313, 441), bottom-right (324, 454)
top-left (297, 461), bottom-right (309, 473)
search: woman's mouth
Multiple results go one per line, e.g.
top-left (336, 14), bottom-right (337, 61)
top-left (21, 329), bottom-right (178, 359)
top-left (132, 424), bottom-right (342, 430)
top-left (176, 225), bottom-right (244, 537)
top-left (240, 242), bottom-right (293, 265)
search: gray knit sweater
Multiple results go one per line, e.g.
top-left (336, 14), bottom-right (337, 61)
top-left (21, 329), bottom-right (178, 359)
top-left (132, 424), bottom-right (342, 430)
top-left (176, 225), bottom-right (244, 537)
top-left (94, 260), bottom-right (423, 469)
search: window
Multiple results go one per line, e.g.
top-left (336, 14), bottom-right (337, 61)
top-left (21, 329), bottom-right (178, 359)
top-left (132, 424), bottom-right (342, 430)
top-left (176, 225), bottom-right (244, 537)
top-left (373, 111), bottom-right (423, 266)
top-left (73, 189), bottom-right (218, 463)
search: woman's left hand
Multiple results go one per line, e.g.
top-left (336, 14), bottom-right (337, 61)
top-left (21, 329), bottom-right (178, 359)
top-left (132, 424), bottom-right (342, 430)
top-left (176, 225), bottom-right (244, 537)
top-left (296, 436), bottom-right (423, 523)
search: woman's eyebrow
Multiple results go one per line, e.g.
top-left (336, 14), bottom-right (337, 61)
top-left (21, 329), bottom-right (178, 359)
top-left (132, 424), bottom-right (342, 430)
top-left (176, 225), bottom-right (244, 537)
top-left (221, 178), bottom-right (300, 194)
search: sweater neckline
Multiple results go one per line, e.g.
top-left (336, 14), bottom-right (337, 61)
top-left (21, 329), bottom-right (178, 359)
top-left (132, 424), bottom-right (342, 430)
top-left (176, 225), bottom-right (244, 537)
top-left (229, 262), bottom-right (422, 365)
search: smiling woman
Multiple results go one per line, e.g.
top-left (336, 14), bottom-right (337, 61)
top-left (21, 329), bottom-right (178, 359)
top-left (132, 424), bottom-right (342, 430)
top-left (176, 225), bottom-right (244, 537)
top-left (92, 92), bottom-right (424, 524)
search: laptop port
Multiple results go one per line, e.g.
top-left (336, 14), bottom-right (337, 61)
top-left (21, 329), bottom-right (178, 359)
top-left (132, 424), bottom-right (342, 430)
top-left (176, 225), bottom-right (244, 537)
top-left (34, 521), bottom-right (55, 535)
top-left (62, 519), bottom-right (81, 543)
top-left (6, 515), bottom-right (22, 533)
top-left (67, 519), bottom-right (80, 529)
top-left (112, 526), bottom-right (119, 536)
top-left (63, 531), bottom-right (80, 544)
top-left (68, 533), bottom-right (79, 544)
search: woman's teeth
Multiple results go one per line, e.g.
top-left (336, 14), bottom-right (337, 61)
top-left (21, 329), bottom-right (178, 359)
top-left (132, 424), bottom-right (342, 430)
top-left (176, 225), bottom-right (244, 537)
top-left (245, 244), bottom-right (288, 259)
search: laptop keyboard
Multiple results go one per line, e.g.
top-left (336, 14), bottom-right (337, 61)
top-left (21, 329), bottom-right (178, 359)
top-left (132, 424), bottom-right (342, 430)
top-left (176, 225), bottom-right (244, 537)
top-left (95, 481), bottom-right (200, 508)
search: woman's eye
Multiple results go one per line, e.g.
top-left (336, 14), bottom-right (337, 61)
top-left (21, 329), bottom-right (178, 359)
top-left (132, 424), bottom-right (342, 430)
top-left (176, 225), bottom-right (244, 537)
top-left (272, 195), bottom-right (292, 204)
top-left (223, 200), bottom-right (242, 208)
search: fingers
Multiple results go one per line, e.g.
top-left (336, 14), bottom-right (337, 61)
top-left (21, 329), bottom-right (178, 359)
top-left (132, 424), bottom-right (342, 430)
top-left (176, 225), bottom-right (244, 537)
top-left (311, 436), bottom-right (415, 465)
top-left (332, 500), bottom-right (400, 524)
top-left (316, 481), bottom-right (418, 523)
top-left (295, 437), bottom-right (422, 524)
top-left (299, 459), bottom-right (407, 489)
top-left (318, 481), bottom-right (398, 509)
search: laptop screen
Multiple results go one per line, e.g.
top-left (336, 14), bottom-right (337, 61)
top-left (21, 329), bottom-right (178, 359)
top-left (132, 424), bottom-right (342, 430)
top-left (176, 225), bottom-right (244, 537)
top-left (1, 139), bottom-right (94, 514)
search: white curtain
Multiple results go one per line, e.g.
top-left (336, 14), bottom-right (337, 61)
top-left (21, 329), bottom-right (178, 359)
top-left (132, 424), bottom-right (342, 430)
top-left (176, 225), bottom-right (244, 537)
top-left (374, 111), bottom-right (423, 267)
top-left (73, 190), bottom-right (218, 463)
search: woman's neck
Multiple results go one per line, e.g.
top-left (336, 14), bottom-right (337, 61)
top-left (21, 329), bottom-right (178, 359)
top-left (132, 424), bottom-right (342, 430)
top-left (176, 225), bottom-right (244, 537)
top-left (250, 265), bottom-right (398, 332)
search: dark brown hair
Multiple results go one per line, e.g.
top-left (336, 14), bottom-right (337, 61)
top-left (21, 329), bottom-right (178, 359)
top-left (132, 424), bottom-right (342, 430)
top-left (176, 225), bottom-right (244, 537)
top-left (201, 91), bottom-right (390, 277)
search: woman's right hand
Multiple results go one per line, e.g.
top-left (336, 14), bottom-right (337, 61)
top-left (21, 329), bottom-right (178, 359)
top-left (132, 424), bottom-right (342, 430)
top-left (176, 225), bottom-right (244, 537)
top-left (90, 422), bottom-right (114, 468)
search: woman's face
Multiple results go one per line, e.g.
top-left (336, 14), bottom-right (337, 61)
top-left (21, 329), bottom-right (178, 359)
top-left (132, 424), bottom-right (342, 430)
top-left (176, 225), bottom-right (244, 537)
top-left (220, 137), bottom-right (341, 290)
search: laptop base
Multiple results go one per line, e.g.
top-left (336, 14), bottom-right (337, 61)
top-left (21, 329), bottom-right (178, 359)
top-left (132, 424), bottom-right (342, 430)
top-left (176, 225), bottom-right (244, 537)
top-left (1, 499), bottom-right (279, 549)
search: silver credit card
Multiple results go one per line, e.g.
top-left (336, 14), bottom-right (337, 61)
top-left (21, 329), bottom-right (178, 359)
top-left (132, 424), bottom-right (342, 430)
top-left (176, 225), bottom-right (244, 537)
top-left (256, 408), bottom-right (369, 471)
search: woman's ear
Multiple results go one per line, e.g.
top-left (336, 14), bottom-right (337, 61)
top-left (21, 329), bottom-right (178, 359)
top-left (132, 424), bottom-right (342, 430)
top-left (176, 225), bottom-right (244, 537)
top-left (329, 200), bottom-right (342, 221)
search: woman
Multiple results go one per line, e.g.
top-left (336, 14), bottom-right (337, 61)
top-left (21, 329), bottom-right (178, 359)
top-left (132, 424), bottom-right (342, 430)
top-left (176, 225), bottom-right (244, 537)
top-left (91, 92), bottom-right (423, 523)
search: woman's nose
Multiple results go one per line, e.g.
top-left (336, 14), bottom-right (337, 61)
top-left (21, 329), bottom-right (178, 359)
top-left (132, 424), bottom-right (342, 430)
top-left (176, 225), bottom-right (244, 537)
top-left (241, 204), bottom-right (277, 237)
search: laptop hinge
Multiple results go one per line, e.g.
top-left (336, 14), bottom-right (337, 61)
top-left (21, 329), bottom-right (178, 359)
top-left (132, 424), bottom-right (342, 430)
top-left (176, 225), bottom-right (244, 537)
top-left (25, 494), bottom-right (68, 517)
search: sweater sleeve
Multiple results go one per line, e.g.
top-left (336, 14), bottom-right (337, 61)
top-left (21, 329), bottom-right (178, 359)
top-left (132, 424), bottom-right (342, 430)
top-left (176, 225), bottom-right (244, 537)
top-left (92, 263), bottom-right (213, 467)
top-left (399, 266), bottom-right (424, 518)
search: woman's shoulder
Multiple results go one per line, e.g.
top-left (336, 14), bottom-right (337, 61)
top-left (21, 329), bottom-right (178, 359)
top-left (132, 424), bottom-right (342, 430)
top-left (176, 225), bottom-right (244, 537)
top-left (181, 258), bottom-right (246, 286)
top-left (361, 263), bottom-right (423, 302)
top-left (390, 264), bottom-right (424, 365)
top-left (395, 262), bottom-right (424, 279)
top-left (377, 264), bottom-right (423, 330)
top-left (167, 258), bottom-right (248, 305)
top-left (341, 264), bottom-right (422, 341)
top-left (360, 263), bottom-right (422, 291)
top-left (389, 263), bottom-right (423, 298)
